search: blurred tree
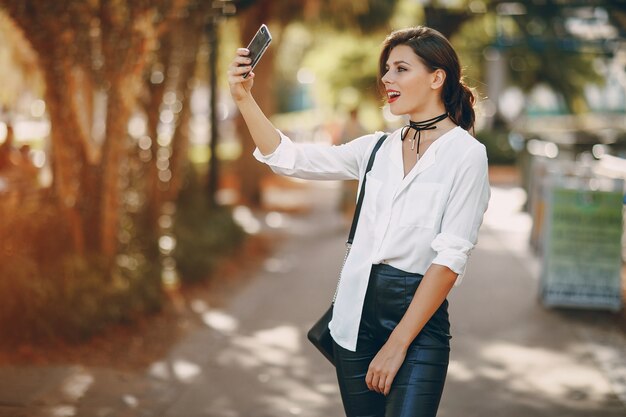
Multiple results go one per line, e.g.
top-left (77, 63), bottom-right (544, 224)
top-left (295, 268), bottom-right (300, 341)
top-left (423, 2), bottom-right (472, 38)
top-left (424, 0), bottom-right (623, 122)
top-left (488, 0), bottom-right (616, 114)
top-left (0, 0), bottom-right (191, 265)
top-left (139, 1), bottom-right (209, 227)
top-left (0, 12), bottom-right (43, 109)
top-left (301, 32), bottom-right (384, 109)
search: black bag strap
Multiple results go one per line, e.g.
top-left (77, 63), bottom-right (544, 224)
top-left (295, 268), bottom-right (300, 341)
top-left (332, 133), bottom-right (388, 304)
top-left (347, 133), bottom-right (389, 244)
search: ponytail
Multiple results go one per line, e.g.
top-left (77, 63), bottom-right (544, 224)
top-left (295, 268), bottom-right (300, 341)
top-left (445, 81), bottom-right (475, 131)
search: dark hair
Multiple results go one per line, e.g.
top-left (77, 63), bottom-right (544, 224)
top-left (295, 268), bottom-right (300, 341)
top-left (378, 26), bottom-right (475, 131)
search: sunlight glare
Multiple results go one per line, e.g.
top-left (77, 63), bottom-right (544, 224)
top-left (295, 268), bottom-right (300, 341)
top-left (265, 211), bottom-right (286, 228)
top-left (447, 359), bottom-right (474, 382)
top-left (61, 369), bottom-right (94, 401)
top-left (232, 205), bottom-right (261, 234)
top-left (48, 406), bottom-right (76, 417)
top-left (202, 310), bottom-right (239, 334)
top-left (264, 258), bottom-right (291, 273)
top-left (32, 149), bottom-right (46, 168)
top-left (480, 342), bottom-right (616, 403)
top-left (128, 114), bottom-right (146, 138)
top-left (190, 299), bottom-right (209, 313)
top-left (253, 325), bottom-right (301, 353)
top-left (30, 99), bottom-right (46, 117)
top-left (148, 361), bottom-right (169, 380)
top-left (173, 359), bottom-right (202, 382)
top-left (122, 395), bottom-right (139, 408)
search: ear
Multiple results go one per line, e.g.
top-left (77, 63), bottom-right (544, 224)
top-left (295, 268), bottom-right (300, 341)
top-left (431, 69), bottom-right (446, 90)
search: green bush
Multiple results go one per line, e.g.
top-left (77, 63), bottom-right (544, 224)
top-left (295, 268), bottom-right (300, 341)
top-left (0, 169), bottom-right (247, 343)
top-left (173, 171), bottom-right (246, 283)
top-left (0, 201), bottom-right (163, 343)
top-left (475, 129), bottom-right (518, 165)
top-left (0, 250), bottom-right (163, 343)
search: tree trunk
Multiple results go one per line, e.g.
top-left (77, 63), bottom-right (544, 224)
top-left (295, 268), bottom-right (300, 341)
top-left (42, 61), bottom-right (91, 254)
top-left (99, 79), bottom-right (135, 260)
top-left (144, 41), bottom-right (170, 228)
top-left (143, 9), bottom-right (203, 220)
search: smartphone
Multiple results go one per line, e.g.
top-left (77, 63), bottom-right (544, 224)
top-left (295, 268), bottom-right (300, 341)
top-left (242, 24), bottom-right (272, 79)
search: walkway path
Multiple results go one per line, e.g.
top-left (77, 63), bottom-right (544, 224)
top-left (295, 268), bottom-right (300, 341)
top-left (0, 177), bottom-right (624, 417)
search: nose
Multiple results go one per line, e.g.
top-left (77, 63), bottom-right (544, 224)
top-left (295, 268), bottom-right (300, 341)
top-left (381, 72), bottom-right (391, 84)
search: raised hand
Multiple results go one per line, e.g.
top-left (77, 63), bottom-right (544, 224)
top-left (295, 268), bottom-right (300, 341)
top-left (227, 48), bottom-right (255, 102)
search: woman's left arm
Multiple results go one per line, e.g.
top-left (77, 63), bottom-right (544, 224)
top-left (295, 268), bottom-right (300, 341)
top-left (365, 265), bottom-right (457, 395)
top-left (366, 144), bottom-right (491, 396)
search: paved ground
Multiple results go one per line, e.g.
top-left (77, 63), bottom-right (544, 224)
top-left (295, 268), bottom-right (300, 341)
top-left (0, 177), bottom-right (625, 417)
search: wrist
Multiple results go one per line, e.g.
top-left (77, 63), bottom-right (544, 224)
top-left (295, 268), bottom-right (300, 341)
top-left (387, 330), bottom-right (413, 351)
top-left (234, 93), bottom-right (254, 106)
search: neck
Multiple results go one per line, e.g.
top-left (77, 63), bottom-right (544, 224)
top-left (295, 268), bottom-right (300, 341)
top-left (408, 112), bottom-right (448, 128)
top-left (400, 111), bottom-right (449, 153)
top-left (407, 106), bottom-right (447, 123)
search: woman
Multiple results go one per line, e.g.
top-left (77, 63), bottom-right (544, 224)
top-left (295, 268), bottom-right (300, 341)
top-left (228, 26), bottom-right (490, 417)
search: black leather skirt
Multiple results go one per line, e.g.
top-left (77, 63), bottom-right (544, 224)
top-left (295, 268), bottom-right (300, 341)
top-left (333, 263), bottom-right (451, 417)
top-left (361, 263), bottom-right (451, 348)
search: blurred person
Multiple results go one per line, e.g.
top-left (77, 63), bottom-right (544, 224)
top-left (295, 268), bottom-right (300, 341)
top-left (16, 145), bottom-right (39, 202)
top-left (228, 26), bottom-right (490, 417)
top-left (340, 107), bottom-right (367, 145)
top-left (0, 125), bottom-right (21, 210)
top-left (338, 107), bottom-right (367, 219)
top-left (0, 125), bottom-right (19, 172)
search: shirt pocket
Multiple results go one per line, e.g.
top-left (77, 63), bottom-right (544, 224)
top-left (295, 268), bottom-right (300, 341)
top-left (362, 173), bottom-right (383, 224)
top-left (399, 182), bottom-right (443, 228)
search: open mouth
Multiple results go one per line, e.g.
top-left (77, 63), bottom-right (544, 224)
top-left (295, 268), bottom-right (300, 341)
top-left (387, 90), bottom-right (400, 103)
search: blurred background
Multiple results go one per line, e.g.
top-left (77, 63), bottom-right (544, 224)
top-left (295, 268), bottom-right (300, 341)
top-left (0, 1), bottom-right (625, 416)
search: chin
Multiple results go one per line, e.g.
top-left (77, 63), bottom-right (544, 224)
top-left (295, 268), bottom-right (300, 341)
top-left (388, 104), bottom-right (405, 116)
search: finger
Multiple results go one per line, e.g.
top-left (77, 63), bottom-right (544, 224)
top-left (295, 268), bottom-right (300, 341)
top-left (365, 370), bottom-right (374, 391)
top-left (371, 374), bottom-right (381, 393)
top-left (377, 373), bottom-right (386, 393)
top-left (383, 377), bottom-right (392, 396)
top-left (378, 379), bottom-right (386, 394)
top-left (236, 48), bottom-right (250, 55)
top-left (233, 56), bottom-right (252, 66)
top-left (384, 369), bottom-right (397, 396)
top-left (228, 65), bottom-right (252, 77)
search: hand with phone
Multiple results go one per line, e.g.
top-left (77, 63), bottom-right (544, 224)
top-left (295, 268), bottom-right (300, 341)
top-left (228, 24), bottom-right (272, 102)
top-left (227, 24), bottom-right (281, 155)
top-left (228, 47), bottom-right (255, 102)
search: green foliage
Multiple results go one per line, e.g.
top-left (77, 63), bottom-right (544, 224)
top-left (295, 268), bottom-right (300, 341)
top-left (452, 4), bottom-right (606, 115)
top-left (450, 13), bottom-right (497, 99)
top-left (475, 129), bottom-right (517, 165)
top-left (0, 168), bottom-right (248, 343)
top-left (302, 31), bottom-right (385, 109)
top-left (173, 169), bottom-right (246, 283)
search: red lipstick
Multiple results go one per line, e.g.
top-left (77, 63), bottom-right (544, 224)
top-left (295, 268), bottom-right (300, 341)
top-left (386, 89), bottom-right (400, 103)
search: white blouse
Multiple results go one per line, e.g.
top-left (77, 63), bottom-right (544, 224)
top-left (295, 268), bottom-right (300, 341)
top-left (254, 126), bottom-right (491, 351)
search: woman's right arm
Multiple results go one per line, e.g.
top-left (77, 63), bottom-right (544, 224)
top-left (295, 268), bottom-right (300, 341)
top-left (228, 48), bottom-right (377, 181)
top-left (228, 48), bottom-right (280, 156)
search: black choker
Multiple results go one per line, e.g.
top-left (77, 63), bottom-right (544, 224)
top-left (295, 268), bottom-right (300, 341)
top-left (401, 113), bottom-right (448, 155)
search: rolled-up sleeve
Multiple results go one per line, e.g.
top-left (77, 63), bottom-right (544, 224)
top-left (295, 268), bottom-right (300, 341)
top-left (253, 130), bottom-right (297, 170)
top-left (431, 144), bottom-right (490, 284)
top-left (253, 129), bottom-right (378, 181)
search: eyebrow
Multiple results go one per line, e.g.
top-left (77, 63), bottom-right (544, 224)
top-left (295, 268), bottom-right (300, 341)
top-left (385, 60), bottom-right (411, 67)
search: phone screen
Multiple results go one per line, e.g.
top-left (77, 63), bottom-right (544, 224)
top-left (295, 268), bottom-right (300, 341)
top-left (243, 24), bottom-right (272, 79)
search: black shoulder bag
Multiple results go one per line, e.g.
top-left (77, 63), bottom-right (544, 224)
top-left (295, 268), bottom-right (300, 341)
top-left (307, 133), bottom-right (389, 365)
